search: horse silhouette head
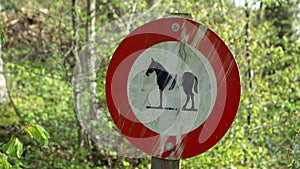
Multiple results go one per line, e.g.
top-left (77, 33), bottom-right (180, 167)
top-left (146, 58), bottom-right (157, 76)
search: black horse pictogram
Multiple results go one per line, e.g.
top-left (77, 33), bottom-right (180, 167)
top-left (145, 58), bottom-right (198, 111)
top-left (145, 58), bottom-right (177, 109)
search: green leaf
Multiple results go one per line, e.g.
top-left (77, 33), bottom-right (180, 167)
top-left (24, 124), bottom-right (50, 147)
top-left (2, 138), bottom-right (23, 159)
top-left (0, 153), bottom-right (12, 169)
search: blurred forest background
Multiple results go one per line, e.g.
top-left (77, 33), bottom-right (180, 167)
top-left (0, 0), bottom-right (299, 168)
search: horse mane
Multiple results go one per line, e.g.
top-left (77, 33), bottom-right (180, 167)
top-left (152, 60), bottom-right (167, 72)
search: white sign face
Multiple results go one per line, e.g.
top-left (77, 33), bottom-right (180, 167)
top-left (127, 41), bottom-right (217, 136)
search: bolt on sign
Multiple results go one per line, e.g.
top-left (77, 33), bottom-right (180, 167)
top-left (106, 18), bottom-right (241, 159)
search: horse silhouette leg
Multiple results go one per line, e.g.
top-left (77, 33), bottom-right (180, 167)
top-left (191, 93), bottom-right (197, 111)
top-left (183, 95), bottom-right (190, 110)
top-left (159, 90), bottom-right (163, 108)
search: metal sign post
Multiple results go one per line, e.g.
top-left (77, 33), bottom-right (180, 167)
top-left (151, 156), bottom-right (180, 169)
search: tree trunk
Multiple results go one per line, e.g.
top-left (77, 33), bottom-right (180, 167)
top-left (72, 0), bottom-right (100, 148)
top-left (71, 0), bottom-right (85, 147)
top-left (244, 0), bottom-right (253, 128)
top-left (0, 34), bottom-right (7, 103)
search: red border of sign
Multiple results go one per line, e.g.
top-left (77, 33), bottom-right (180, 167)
top-left (106, 18), bottom-right (240, 159)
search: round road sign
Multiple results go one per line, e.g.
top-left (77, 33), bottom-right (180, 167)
top-left (106, 17), bottom-right (240, 159)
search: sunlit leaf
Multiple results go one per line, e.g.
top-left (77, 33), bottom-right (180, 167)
top-left (24, 124), bottom-right (50, 147)
top-left (0, 153), bottom-right (12, 169)
top-left (2, 138), bottom-right (23, 159)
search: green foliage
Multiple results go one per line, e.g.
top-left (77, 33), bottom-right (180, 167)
top-left (0, 103), bottom-right (19, 127)
top-left (0, 153), bottom-right (11, 169)
top-left (2, 138), bottom-right (23, 159)
top-left (0, 124), bottom-right (50, 168)
top-left (24, 125), bottom-right (49, 148)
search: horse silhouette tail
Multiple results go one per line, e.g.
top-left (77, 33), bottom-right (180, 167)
top-left (169, 75), bottom-right (177, 90)
top-left (194, 76), bottom-right (198, 93)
